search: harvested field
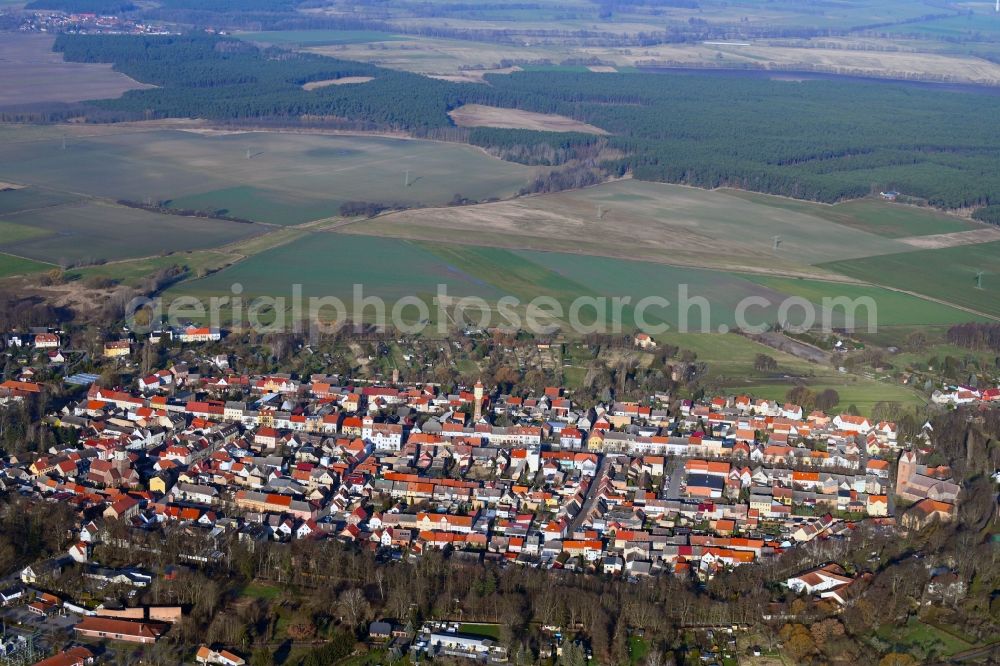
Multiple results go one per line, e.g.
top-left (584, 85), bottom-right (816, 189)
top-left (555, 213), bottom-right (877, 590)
top-left (449, 104), bottom-right (608, 134)
top-left (302, 76), bottom-right (374, 90)
top-left (0, 33), bottom-right (153, 107)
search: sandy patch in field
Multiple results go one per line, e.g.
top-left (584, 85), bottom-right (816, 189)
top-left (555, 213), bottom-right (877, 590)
top-left (587, 65), bottom-right (618, 73)
top-left (175, 129), bottom-right (253, 136)
top-left (449, 104), bottom-right (609, 134)
top-left (302, 76), bottom-right (374, 90)
top-left (0, 182), bottom-right (25, 191)
top-left (428, 74), bottom-right (485, 83)
top-left (898, 226), bottom-right (1000, 249)
top-left (427, 66), bottom-right (521, 83)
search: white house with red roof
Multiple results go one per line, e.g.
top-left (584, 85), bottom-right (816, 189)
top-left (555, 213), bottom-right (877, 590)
top-left (832, 414), bottom-right (871, 434)
top-left (786, 563), bottom-right (853, 595)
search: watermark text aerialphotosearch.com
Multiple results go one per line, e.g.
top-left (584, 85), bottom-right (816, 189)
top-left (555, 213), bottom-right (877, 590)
top-left (127, 283), bottom-right (878, 338)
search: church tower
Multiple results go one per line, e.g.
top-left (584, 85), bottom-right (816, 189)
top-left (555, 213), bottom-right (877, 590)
top-left (896, 449), bottom-right (916, 491)
top-left (473, 379), bottom-right (484, 422)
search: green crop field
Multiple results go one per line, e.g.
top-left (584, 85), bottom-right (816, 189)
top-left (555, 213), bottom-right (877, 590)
top-left (0, 201), bottom-right (263, 265)
top-left (656, 331), bottom-right (818, 377)
top-left (422, 244), bottom-right (600, 304)
top-left (420, 243), bottom-right (795, 331)
top-left (824, 200), bottom-right (983, 238)
top-left (731, 378), bottom-right (925, 413)
top-left (819, 241), bottom-right (1000, 318)
top-left (169, 233), bottom-right (509, 307)
top-left (164, 225), bottom-right (986, 335)
top-left (0, 129), bottom-right (543, 226)
top-left (744, 276), bottom-right (981, 326)
top-left (0, 252), bottom-right (52, 278)
top-left (512, 248), bottom-right (793, 331)
top-left (67, 250), bottom-right (240, 287)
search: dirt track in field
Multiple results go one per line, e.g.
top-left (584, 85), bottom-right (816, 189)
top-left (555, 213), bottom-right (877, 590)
top-left (898, 227), bottom-right (1000, 249)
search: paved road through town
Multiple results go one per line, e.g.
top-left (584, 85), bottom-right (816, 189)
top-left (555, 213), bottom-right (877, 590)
top-left (570, 454), bottom-right (616, 533)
